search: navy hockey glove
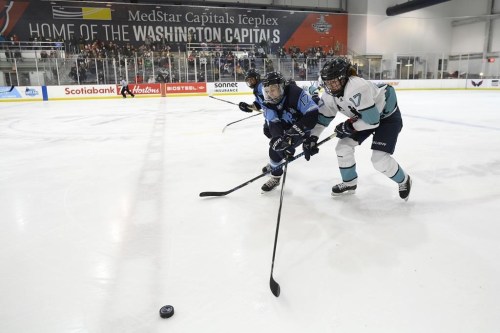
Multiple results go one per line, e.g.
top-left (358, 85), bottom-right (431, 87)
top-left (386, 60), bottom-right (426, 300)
top-left (285, 123), bottom-right (307, 141)
top-left (253, 101), bottom-right (262, 110)
top-left (271, 136), bottom-right (295, 160)
top-left (238, 102), bottom-right (253, 113)
top-left (263, 123), bottom-right (272, 139)
top-left (303, 136), bottom-right (319, 161)
top-left (335, 119), bottom-right (356, 139)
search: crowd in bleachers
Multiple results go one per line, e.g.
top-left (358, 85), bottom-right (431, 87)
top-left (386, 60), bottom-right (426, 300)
top-left (1, 30), bottom-right (343, 84)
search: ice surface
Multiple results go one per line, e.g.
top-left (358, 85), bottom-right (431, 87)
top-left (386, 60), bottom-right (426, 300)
top-left (1, 90), bottom-right (499, 333)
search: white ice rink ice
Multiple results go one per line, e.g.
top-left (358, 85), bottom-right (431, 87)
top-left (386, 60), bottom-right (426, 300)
top-left (1, 90), bottom-right (500, 333)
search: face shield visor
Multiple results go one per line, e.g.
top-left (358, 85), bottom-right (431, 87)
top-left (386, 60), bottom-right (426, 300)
top-left (321, 78), bottom-right (346, 96)
top-left (245, 76), bottom-right (258, 88)
top-left (263, 83), bottom-right (285, 105)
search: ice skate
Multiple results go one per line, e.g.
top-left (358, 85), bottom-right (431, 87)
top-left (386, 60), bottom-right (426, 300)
top-left (331, 182), bottom-right (357, 196)
top-left (261, 175), bottom-right (281, 192)
top-left (398, 175), bottom-right (412, 201)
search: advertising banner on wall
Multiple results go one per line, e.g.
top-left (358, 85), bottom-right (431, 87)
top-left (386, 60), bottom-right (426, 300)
top-left (1, 0), bottom-right (347, 53)
top-left (209, 82), bottom-right (252, 94)
top-left (0, 86), bottom-right (43, 100)
top-left (116, 83), bottom-right (162, 96)
top-left (165, 82), bottom-right (206, 95)
top-left (47, 84), bottom-right (118, 99)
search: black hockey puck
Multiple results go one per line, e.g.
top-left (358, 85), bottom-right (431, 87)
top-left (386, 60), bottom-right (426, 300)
top-left (159, 305), bottom-right (174, 318)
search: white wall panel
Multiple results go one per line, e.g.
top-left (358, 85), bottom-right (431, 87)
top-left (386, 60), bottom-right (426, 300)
top-left (491, 17), bottom-right (500, 52)
top-left (451, 21), bottom-right (486, 54)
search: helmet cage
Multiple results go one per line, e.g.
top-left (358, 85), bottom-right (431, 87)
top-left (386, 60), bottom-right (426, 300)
top-left (244, 69), bottom-right (260, 88)
top-left (262, 72), bottom-right (285, 104)
top-left (320, 58), bottom-right (351, 96)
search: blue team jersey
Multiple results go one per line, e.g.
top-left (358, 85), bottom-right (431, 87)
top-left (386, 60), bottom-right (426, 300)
top-left (253, 82), bottom-right (265, 109)
top-left (261, 84), bottom-right (319, 137)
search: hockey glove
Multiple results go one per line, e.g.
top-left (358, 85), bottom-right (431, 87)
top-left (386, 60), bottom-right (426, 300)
top-left (285, 123), bottom-right (307, 141)
top-left (303, 136), bottom-right (319, 161)
top-left (335, 119), bottom-right (356, 139)
top-left (263, 123), bottom-right (272, 139)
top-left (271, 136), bottom-right (295, 160)
top-left (238, 102), bottom-right (253, 113)
top-left (253, 101), bottom-right (262, 110)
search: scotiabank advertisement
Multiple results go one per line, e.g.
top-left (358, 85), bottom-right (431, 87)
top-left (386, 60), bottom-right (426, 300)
top-left (47, 84), bottom-right (165, 99)
top-left (48, 85), bottom-right (118, 99)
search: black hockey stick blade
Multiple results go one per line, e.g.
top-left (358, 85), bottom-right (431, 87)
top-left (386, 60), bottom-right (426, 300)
top-left (222, 112), bottom-right (262, 133)
top-left (199, 172), bottom-right (266, 197)
top-left (209, 95), bottom-right (238, 106)
top-left (199, 132), bottom-right (337, 197)
top-left (270, 276), bottom-right (280, 297)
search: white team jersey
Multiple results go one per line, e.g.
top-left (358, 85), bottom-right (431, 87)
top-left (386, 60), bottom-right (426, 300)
top-left (120, 80), bottom-right (128, 87)
top-left (312, 76), bottom-right (395, 137)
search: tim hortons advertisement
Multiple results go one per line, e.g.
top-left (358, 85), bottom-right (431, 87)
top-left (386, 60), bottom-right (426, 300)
top-left (116, 83), bottom-right (161, 96)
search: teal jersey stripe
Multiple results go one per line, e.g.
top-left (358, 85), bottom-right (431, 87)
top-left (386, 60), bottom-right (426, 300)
top-left (358, 104), bottom-right (380, 125)
top-left (318, 113), bottom-right (334, 127)
top-left (382, 85), bottom-right (398, 118)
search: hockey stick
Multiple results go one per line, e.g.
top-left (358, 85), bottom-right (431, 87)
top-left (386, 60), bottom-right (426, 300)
top-left (222, 111), bottom-right (262, 133)
top-left (0, 85), bottom-right (15, 94)
top-left (199, 132), bottom-right (337, 197)
top-left (208, 95), bottom-right (262, 132)
top-left (269, 160), bottom-right (288, 297)
top-left (209, 95), bottom-right (239, 106)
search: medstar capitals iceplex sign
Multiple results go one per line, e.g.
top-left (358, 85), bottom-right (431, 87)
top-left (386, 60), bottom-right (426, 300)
top-left (5, 0), bottom-right (347, 52)
top-left (128, 10), bottom-right (280, 44)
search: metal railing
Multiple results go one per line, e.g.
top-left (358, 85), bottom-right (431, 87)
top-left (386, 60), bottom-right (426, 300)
top-left (1, 41), bottom-right (499, 86)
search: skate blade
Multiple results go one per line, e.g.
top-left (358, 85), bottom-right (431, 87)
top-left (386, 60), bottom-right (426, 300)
top-left (331, 190), bottom-right (356, 197)
top-left (402, 178), bottom-right (412, 202)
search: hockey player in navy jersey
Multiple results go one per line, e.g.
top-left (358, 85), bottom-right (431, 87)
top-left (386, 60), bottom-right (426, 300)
top-left (260, 71), bottom-right (319, 192)
top-left (303, 57), bottom-right (412, 201)
top-left (238, 69), bottom-right (271, 138)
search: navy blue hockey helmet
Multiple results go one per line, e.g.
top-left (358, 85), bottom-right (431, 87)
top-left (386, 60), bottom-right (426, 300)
top-left (244, 68), bottom-right (261, 88)
top-left (320, 57), bottom-right (352, 96)
top-left (262, 71), bottom-right (285, 105)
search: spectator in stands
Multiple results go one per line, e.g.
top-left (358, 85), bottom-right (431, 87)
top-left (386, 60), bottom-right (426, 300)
top-left (40, 50), bottom-right (48, 62)
top-left (0, 33), bottom-right (5, 44)
top-left (4, 47), bottom-right (12, 62)
top-left (97, 71), bottom-right (105, 84)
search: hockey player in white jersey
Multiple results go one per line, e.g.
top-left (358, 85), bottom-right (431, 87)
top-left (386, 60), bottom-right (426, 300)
top-left (302, 57), bottom-right (412, 201)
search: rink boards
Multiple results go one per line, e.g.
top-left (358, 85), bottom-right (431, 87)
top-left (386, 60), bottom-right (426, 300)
top-left (1, 79), bottom-right (499, 102)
